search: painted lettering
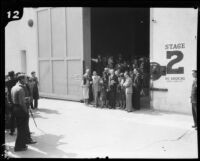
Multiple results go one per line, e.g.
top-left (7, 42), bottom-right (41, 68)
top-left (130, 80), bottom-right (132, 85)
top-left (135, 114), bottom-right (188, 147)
top-left (166, 50), bottom-right (184, 74)
top-left (165, 43), bottom-right (185, 50)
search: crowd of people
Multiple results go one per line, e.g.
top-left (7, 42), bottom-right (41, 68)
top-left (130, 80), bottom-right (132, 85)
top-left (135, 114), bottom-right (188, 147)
top-left (5, 71), bottom-right (39, 151)
top-left (82, 54), bottom-right (150, 112)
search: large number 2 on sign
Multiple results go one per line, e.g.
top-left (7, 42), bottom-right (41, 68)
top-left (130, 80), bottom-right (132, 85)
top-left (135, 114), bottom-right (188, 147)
top-left (166, 51), bottom-right (184, 74)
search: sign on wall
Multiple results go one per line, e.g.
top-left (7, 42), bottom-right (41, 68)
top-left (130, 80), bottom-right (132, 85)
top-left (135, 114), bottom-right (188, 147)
top-left (165, 43), bottom-right (185, 82)
top-left (150, 43), bottom-right (185, 82)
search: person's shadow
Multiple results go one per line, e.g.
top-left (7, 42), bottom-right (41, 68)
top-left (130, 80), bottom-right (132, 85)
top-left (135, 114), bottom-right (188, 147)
top-left (35, 108), bottom-right (60, 115)
top-left (7, 133), bottom-right (77, 158)
top-left (30, 112), bottom-right (48, 119)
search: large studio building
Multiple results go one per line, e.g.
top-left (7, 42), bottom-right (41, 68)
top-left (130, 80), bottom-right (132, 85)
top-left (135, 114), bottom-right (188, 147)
top-left (5, 7), bottom-right (198, 114)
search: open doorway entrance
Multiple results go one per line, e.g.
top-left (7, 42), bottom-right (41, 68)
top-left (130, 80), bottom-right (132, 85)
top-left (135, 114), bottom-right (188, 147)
top-left (90, 8), bottom-right (150, 109)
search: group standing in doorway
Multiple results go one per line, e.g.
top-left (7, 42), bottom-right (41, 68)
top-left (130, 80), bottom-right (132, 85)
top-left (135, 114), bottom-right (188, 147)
top-left (82, 54), bottom-right (150, 112)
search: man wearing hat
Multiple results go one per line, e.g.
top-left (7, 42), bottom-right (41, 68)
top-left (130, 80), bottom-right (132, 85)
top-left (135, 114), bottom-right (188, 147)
top-left (102, 68), bottom-right (110, 108)
top-left (191, 70), bottom-right (197, 130)
top-left (117, 73), bottom-right (125, 109)
top-left (11, 73), bottom-right (29, 151)
top-left (108, 69), bottom-right (118, 109)
top-left (31, 71), bottom-right (39, 109)
top-left (5, 71), bottom-right (18, 135)
top-left (23, 75), bottom-right (37, 145)
top-left (132, 68), bottom-right (142, 110)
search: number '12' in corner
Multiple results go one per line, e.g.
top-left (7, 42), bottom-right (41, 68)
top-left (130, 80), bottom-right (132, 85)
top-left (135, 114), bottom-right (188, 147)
top-left (6, 8), bottom-right (23, 24)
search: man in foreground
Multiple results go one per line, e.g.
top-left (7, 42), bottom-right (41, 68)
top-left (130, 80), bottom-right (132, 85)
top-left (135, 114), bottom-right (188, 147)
top-left (5, 71), bottom-right (18, 135)
top-left (11, 74), bottom-right (36, 152)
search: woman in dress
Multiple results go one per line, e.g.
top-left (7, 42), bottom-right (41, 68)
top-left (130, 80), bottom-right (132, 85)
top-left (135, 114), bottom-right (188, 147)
top-left (92, 71), bottom-right (101, 107)
top-left (82, 69), bottom-right (90, 105)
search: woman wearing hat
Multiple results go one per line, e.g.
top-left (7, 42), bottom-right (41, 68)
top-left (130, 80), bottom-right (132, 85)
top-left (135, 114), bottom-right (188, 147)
top-left (92, 71), bottom-right (101, 107)
top-left (81, 69), bottom-right (91, 105)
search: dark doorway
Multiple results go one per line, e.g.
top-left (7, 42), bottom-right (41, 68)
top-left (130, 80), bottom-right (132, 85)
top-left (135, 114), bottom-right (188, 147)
top-left (90, 8), bottom-right (150, 109)
top-left (91, 8), bottom-right (149, 59)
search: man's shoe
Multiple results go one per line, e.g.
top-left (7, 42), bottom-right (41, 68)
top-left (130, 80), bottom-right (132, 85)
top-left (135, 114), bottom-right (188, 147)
top-left (26, 139), bottom-right (37, 144)
top-left (14, 146), bottom-right (28, 152)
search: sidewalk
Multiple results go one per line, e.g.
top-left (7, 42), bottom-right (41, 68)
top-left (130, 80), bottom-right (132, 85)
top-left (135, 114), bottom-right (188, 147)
top-left (5, 98), bottom-right (198, 158)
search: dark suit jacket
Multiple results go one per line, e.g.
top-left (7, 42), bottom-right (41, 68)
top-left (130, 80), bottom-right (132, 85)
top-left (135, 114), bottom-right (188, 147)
top-left (31, 77), bottom-right (39, 99)
top-left (191, 79), bottom-right (197, 103)
top-left (5, 78), bottom-right (18, 103)
top-left (102, 72), bottom-right (109, 86)
top-left (132, 74), bottom-right (142, 93)
top-left (108, 74), bottom-right (118, 91)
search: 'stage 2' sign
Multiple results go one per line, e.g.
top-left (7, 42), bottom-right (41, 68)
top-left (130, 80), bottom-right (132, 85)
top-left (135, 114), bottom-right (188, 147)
top-left (165, 43), bottom-right (184, 74)
top-left (150, 43), bottom-right (185, 81)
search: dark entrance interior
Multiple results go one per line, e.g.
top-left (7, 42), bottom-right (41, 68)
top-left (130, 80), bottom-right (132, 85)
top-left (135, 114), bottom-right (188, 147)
top-left (91, 8), bottom-right (149, 59)
top-left (90, 8), bottom-right (150, 109)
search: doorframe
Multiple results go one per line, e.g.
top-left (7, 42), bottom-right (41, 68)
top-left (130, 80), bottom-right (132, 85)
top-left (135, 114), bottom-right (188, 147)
top-left (149, 8), bottom-right (154, 109)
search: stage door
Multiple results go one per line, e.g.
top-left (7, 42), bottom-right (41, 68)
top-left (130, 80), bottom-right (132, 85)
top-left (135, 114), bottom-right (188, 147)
top-left (36, 7), bottom-right (91, 101)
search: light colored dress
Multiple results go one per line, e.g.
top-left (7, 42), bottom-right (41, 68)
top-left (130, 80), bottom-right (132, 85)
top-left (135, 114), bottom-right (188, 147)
top-left (82, 74), bottom-right (90, 99)
top-left (123, 77), bottom-right (133, 112)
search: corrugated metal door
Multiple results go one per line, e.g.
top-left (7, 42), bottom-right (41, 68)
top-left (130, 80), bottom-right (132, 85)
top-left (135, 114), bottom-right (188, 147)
top-left (37, 8), bottom-right (85, 101)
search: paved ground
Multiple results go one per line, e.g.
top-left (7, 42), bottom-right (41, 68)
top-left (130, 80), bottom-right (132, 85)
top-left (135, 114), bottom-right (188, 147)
top-left (5, 98), bottom-right (198, 158)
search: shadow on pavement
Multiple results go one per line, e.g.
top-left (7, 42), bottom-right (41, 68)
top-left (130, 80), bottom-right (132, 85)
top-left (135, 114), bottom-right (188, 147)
top-left (30, 112), bottom-right (48, 119)
top-left (133, 108), bottom-right (187, 116)
top-left (8, 133), bottom-right (77, 158)
top-left (133, 109), bottom-right (163, 115)
top-left (35, 108), bottom-right (61, 115)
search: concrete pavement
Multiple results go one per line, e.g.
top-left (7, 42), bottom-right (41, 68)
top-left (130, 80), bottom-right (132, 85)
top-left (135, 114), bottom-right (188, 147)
top-left (5, 98), bottom-right (198, 158)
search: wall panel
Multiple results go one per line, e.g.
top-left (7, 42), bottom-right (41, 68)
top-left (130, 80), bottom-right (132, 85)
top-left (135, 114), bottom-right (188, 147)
top-left (38, 9), bottom-right (51, 58)
top-left (37, 7), bottom-right (84, 101)
top-left (52, 61), bottom-right (67, 95)
top-left (51, 8), bottom-right (66, 58)
top-left (39, 61), bottom-right (52, 93)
